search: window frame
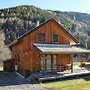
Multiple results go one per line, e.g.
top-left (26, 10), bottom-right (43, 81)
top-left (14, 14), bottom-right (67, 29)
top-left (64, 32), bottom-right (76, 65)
top-left (53, 34), bottom-right (59, 43)
top-left (38, 33), bottom-right (45, 42)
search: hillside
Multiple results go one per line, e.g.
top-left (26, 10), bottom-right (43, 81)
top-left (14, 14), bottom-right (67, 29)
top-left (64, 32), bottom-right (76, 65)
top-left (0, 5), bottom-right (90, 48)
top-left (0, 30), bottom-right (11, 61)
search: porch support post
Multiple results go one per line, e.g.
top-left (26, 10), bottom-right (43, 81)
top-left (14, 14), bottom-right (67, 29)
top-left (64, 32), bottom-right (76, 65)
top-left (56, 54), bottom-right (59, 71)
top-left (80, 54), bottom-right (83, 68)
top-left (45, 54), bottom-right (47, 70)
top-left (42, 54), bottom-right (45, 71)
top-left (40, 53), bottom-right (46, 71)
top-left (71, 54), bottom-right (73, 73)
top-left (51, 54), bottom-right (53, 70)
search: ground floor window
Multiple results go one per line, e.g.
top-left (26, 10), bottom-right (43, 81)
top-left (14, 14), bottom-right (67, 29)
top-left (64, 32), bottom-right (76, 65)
top-left (40, 54), bottom-right (57, 71)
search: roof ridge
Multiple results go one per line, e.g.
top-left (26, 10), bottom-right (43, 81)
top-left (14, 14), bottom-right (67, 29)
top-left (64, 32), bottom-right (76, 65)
top-left (9, 18), bottom-right (79, 47)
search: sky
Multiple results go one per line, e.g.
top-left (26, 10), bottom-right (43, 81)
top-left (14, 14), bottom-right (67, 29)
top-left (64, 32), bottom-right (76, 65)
top-left (0, 0), bottom-right (90, 14)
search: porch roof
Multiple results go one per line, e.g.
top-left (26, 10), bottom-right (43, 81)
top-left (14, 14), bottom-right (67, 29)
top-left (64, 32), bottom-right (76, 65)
top-left (33, 43), bottom-right (90, 54)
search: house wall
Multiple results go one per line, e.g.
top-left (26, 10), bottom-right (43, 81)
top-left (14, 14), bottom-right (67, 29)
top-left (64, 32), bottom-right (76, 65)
top-left (57, 54), bottom-right (71, 71)
top-left (3, 60), bottom-right (15, 72)
top-left (10, 19), bottom-right (77, 75)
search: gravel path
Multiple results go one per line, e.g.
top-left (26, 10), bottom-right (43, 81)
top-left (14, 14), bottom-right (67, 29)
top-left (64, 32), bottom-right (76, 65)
top-left (0, 84), bottom-right (50, 90)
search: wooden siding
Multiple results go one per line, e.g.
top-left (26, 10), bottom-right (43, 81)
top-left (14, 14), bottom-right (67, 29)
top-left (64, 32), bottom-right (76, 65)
top-left (3, 60), bottom-right (15, 72)
top-left (9, 19), bottom-right (78, 75)
top-left (57, 54), bottom-right (70, 71)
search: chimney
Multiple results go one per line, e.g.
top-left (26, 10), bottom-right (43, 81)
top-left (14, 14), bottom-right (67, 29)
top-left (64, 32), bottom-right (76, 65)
top-left (36, 20), bottom-right (39, 27)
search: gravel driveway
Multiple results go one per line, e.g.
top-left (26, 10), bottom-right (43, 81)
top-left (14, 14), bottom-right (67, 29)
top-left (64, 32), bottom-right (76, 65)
top-left (0, 71), bottom-right (49, 90)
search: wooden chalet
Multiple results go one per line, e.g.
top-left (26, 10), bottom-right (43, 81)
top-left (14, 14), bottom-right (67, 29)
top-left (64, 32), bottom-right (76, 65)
top-left (3, 18), bottom-right (90, 76)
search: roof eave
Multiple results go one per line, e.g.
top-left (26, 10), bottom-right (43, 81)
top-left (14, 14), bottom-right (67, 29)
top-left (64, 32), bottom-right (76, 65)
top-left (8, 39), bottom-right (18, 47)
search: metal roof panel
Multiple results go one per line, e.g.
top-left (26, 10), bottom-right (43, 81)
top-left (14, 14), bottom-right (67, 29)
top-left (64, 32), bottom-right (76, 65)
top-left (34, 43), bottom-right (90, 54)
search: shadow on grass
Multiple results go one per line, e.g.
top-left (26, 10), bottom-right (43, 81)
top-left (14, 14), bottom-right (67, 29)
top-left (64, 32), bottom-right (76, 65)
top-left (84, 78), bottom-right (90, 81)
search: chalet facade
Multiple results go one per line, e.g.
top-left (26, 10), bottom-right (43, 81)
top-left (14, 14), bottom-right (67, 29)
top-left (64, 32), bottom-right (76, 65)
top-left (3, 18), bottom-right (90, 76)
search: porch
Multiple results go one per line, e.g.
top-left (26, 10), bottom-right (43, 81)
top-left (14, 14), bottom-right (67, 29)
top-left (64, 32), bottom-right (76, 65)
top-left (28, 62), bottom-right (90, 83)
top-left (34, 43), bottom-right (90, 73)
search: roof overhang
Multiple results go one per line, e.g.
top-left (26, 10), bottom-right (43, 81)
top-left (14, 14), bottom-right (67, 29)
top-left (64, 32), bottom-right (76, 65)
top-left (8, 39), bottom-right (18, 47)
top-left (33, 43), bottom-right (90, 54)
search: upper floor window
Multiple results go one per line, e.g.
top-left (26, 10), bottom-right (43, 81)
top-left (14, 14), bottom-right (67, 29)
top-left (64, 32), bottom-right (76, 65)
top-left (39, 33), bottom-right (45, 42)
top-left (53, 34), bottom-right (58, 42)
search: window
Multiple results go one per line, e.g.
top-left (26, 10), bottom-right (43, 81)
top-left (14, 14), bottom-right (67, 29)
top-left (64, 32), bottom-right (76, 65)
top-left (39, 33), bottom-right (45, 42)
top-left (53, 34), bottom-right (58, 42)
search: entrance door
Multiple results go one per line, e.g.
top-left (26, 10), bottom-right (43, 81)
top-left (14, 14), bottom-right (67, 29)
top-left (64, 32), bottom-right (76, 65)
top-left (41, 54), bottom-right (57, 71)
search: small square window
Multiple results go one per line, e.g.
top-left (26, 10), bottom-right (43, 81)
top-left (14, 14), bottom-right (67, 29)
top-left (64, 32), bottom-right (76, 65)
top-left (39, 33), bottom-right (45, 42)
top-left (53, 34), bottom-right (58, 42)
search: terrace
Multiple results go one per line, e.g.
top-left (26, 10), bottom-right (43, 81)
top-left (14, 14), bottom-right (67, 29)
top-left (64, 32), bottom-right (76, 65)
top-left (28, 62), bottom-right (90, 83)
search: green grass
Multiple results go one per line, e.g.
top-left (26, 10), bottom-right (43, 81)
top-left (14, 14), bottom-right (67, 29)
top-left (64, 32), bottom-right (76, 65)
top-left (74, 62), bottom-right (90, 68)
top-left (73, 62), bottom-right (81, 66)
top-left (83, 62), bottom-right (90, 68)
top-left (41, 78), bottom-right (90, 90)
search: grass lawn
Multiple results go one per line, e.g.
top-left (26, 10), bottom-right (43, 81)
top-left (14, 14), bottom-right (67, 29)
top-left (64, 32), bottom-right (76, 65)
top-left (41, 78), bottom-right (90, 90)
top-left (83, 62), bottom-right (90, 68)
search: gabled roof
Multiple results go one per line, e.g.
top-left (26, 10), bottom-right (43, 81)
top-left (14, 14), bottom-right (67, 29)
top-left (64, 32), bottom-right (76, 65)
top-left (9, 18), bottom-right (79, 47)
